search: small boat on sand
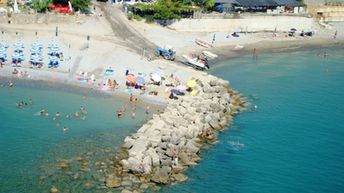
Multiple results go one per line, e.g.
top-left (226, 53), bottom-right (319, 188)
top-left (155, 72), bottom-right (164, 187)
top-left (195, 39), bottom-right (213, 48)
top-left (202, 51), bottom-right (218, 59)
top-left (182, 54), bottom-right (209, 70)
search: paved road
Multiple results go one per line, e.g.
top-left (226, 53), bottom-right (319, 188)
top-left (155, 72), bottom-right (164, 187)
top-left (98, 2), bottom-right (157, 57)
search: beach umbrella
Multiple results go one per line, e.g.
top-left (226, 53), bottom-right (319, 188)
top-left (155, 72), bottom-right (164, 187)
top-left (126, 74), bottom-right (136, 84)
top-left (48, 43), bottom-right (58, 48)
top-left (136, 76), bottom-right (145, 86)
top-left (127, 89), bottom-right (134, 94)
top-left (190, 90), bottom-right (198, 95)
top-left (187, 80), bottom-right (197, 88)
top-left (32, 42), bottom-right (43, 48)
top-left (171, 89), bottom-right (184, 95)
top-left (150, 84), bottom-right (158, 91)
top-left (151, 74), bottom-right (161, 82)
top-left (14, 42), bottom-right (24, 49)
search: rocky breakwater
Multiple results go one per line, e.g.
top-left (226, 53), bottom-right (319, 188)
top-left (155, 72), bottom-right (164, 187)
top-left (105, 74), bottom-right (247, 192)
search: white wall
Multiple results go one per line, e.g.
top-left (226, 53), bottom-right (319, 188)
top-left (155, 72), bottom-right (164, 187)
top-left (169, 16), bottom-right (316, 32)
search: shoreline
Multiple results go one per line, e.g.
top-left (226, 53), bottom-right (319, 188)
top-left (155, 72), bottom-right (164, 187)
top-left (204, 38), bottom-right (344, 65)
top-left (0, 67), bottom-right (167, 108)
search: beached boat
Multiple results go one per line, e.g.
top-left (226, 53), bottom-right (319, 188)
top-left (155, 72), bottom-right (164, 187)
top-left (182, 54), bottom-right (209, 70)
top-left (195, 39), bottom-right (213, 48)
top-left (202, 51), bottom-right (218, 59)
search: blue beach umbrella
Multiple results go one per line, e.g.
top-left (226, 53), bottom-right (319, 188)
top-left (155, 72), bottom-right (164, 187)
top-left (136, 76), bottom-right (145, 86)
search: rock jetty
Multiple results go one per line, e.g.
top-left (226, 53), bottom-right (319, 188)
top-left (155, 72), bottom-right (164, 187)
top-left (105, 74), bottom-right (246, 192)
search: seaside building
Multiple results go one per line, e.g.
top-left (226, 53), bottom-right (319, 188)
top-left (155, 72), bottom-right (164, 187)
top-left (215, 0), bottom-right (305, 14)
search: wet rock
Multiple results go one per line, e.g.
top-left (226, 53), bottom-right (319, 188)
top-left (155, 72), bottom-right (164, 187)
top-left (105, 175), bottom-right (121, 188)
top-left (50, 186), bottom-right (59, 193)
top-left (121, 180), bottom-right (133, 186)
top-left (173, 173), bottom-right (188, 182)
top-left (57, 161), bottom-right (70, 170)
top-left (139, 183), bottom-right (149, 190)
top-left (84, 182), bottom-right (94, 189)
top-left (74, 156), bottom-right (83, 161)
top-left (72, 173), bottom-right (80, 180)
top-left (39, 176), bottom-right (46, 181)
top-left (151, 166), bottom-right (171, 184)
top-left (121, 189), bottom-right (132, 193)
top-left (81, 160), bottom-right (89, 167)
top-left (208, 119), bottom-right (220, 130)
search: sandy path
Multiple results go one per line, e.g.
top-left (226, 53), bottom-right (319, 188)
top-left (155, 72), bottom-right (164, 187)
top-left (97, 2), bottom-right (157, 56)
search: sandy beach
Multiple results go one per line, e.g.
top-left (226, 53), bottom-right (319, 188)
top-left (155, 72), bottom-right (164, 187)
top-left (0, 3), bottom-right (343, 106)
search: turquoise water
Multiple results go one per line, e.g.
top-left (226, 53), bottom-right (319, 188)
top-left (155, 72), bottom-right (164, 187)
top-left (0, 81), bottom-right (150, 192)
top-left (1, 48), bottom-right (344, 193)
top-left (161, 48), bottom-right (344, 193)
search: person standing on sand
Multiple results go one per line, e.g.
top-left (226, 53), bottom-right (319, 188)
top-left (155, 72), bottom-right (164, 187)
top-left (212, 34), bottom-right (216, 44)
top-left (334, 30), bottom-right (338, 39)
top-left (129, 93), bottom-right (134, 102)
top-left (253, 48), bottom-right (258, 61)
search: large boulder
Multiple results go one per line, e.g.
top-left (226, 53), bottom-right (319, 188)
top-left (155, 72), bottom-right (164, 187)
top-left (172, 173), bottom-right (188, 182)
top-left (184, 140), bottom-right (200, 154)
top-left (151, 166), bottom-right (171, 184)
top-left (105, 175), bottom-right (121, 188)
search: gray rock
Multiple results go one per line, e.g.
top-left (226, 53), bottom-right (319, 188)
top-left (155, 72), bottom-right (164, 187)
top-left (121, 180), bottom-right (133, 187)
top-left (105, 176), bottom-right (121, 188)
top-left (173, 173), bottom-right (188, 182)
top-left (160, 158), bottom-right (173, 166)
top-left (121, 189), bottom-right (132, 193)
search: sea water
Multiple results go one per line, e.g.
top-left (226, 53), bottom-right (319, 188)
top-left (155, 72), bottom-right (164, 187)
top-left (1, 48), bottom-right (344, 193)
top-left (161, 48), bottom-right (344, 193)
top-left (0, 81), bottom-right (150, 193)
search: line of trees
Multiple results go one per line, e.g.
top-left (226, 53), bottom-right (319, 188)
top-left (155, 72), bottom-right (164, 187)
top-left (130, 0), bottom-right (215, 21)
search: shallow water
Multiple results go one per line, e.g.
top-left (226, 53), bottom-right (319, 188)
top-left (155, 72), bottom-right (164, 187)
top-left (160, 48), bottom-right (344, 193)
top-left (0, 81), bottom-right (150, 193)
top-left (1, 48), bottom-right (344, 193)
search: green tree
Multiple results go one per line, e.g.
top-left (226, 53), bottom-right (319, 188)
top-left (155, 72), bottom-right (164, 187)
top-left (31, 0), bottom-right (53, 13)
top-left (71, 0), bottom-right (91, 12)
top-left (206, 0), bottom-right (215, 10)
top-left (153, 0), bottom-right (185, 20)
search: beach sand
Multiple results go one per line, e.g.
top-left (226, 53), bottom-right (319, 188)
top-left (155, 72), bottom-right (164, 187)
top-left (0, 5), bottom-right (343, 105)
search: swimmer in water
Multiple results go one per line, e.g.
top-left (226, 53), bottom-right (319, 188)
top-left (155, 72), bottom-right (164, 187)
top-left (39, 109), bottom-right (45, 116)
top-left (145, 105), bottom-right (150, 114)
top-left (117, 110), bottom-right (123, 118)
top-left (131, 112), bottom-right (136, 119)
top-left (74, 112), bottom-right (79, 118)
top-left (8, 81), bottom-right (14, 87)
top-left (16, 103), bottom-right (23, 109)
top-left (80, 106), bottom-right (87, 115)
top-left (45, 112), bottom-right (49, 116)
top-left (63, 127), bottom-right (68, 132)
top-left (56, 112), bottom-right (61, 117)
